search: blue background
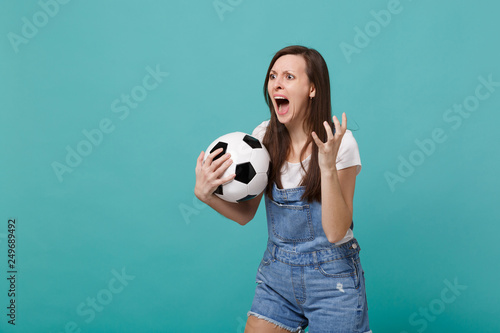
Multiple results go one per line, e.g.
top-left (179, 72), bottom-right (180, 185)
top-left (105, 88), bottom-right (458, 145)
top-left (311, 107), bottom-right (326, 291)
top-left (1, 0), bottom-right (499, 332)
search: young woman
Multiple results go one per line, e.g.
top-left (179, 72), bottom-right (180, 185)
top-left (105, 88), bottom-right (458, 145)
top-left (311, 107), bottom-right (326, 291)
top-left (195, 45), bottom-right (371, 333)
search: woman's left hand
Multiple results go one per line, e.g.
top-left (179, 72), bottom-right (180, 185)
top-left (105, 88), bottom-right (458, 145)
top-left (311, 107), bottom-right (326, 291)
top-left (311, 112), bottom-right (347, 174)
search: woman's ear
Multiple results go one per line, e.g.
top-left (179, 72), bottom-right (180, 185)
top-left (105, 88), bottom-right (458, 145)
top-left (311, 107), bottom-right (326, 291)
top-left (309, 84), bottom-right (316, 99)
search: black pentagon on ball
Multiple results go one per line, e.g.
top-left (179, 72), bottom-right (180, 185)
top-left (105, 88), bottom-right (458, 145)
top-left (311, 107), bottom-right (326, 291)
top-left (237, 194), bottom-right (256, 203)
top-left (214, 185), bottom-right (223, 195)
top-left (243, 135), bottom-right (262, 149)
top-left (235, 162), bottom-right (256, 184)
top-left (210, 142), bottom-right (227, 161)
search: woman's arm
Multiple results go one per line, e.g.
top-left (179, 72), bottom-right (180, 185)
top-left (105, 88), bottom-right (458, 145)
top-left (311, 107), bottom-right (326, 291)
top-left (312, 112), bottom-right (357, 243)
top-left (194, 148), bottom-right (263, 225)
top-left (203, 192), bottom-right (264, 225)
top-left (320, 166), bottom-right (356, 243)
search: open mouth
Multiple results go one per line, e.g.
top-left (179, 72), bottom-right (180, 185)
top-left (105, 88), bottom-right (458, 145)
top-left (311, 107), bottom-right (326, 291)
top-left (275, 96), bottom-right (290, 115)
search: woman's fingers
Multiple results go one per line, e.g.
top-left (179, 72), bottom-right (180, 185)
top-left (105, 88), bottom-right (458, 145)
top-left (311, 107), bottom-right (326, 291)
top-left (209, 152), bottom-right (232, 173)
top-left (200, 148), bottom-right (234, 183)
top-left (313, 121), bottom-right (334, 148)
top-left (313, 113), bottom-right (348, 150)
top-left (332, 115), bottom-right (341, 136)
top-left (332, 113), bottom-right (347, 137)
top-left (323, 121), bottom-right (334, 142)
top-left (195, 148), bottom-right (236, 201)
top-left (219, 171), bottom-right (236, 184)
top-left (204, 147), bottom-right (224, 167)
top-left (213, 156), bottom-right (233, 178)
top-left (311, 131), bottom-right (324, 148)
top-left (195, 151), bottom-right (205, 173)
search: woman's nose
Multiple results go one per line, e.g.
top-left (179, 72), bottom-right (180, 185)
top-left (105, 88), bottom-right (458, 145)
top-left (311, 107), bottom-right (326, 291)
top-left (272, 77), bottom-right (283, 90)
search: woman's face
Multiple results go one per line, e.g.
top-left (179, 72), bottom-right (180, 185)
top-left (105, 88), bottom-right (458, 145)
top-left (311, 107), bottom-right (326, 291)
top-left (268, 54), bottom-right (315, 128)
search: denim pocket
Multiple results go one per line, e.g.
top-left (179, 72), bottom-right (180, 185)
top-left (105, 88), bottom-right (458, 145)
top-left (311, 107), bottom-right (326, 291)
top-left (260, 248), bottom-right (274, 266)
top-left (256, 249), bottom-right (274, 284)
top-left (269, 200), bottom-right (315, 242)
top-left (317, 255), bottom-right (360, 288)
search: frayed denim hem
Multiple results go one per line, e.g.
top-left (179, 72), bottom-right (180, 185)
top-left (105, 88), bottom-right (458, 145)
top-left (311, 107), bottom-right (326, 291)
top-left (247, 311), bottom-right (305, 333)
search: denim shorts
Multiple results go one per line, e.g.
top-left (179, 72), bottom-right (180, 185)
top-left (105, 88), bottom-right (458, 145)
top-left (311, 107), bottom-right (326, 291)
top-left (248, 238), bottom-right (371, 333)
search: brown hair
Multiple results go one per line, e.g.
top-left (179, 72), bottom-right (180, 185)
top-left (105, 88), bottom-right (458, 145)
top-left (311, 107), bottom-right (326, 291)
top-left (263, 45), bottom-right (333, 202)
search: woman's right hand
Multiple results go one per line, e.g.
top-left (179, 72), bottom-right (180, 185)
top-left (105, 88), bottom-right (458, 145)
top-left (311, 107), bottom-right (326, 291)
top-left (194, 148), bottom-right (236, 203)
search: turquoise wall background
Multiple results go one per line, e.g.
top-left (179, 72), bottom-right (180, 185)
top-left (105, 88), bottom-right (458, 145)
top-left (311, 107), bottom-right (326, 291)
top-left (1, 0), bottom-right (499, 332)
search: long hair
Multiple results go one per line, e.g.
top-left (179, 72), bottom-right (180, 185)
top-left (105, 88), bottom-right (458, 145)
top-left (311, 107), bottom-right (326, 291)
top-left (263, 45), bottom-right (332, 202)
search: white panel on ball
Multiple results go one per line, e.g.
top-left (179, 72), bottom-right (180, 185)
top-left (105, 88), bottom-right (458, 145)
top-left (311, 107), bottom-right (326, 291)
top-left (222, 179), bottom-right (250, 202)
top-left (250, 149), bottom-right (270, 174)
top-left (247, 173), bottom-right (268, 195)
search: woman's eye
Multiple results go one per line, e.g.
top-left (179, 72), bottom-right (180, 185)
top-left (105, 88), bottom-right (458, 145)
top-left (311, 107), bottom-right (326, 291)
top-left (269, 74), bottom-right (276, 79)
top-left (287, 74), bottom-right (295, 79)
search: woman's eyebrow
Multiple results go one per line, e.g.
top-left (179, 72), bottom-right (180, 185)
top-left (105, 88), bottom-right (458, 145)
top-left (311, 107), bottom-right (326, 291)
top-left (270, 69), bottom-right (296, 73)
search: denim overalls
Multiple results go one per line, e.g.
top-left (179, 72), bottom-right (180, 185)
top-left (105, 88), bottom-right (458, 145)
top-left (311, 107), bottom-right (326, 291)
top-left (248, 183), bottom-right (371, 333)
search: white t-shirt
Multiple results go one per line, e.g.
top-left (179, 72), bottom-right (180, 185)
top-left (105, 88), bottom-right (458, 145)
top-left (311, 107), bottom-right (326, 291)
top-left (251, 120), bottom-right (362, 245)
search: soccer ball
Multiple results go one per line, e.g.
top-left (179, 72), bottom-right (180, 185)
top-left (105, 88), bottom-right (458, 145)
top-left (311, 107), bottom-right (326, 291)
top-left (204, 132), bottom-right (270, 203)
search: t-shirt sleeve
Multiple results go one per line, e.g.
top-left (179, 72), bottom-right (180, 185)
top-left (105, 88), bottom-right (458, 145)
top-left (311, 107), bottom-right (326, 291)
top-left (251, 120), bottom-right (269, 142)
top-left (335, 130), bottom-right (362, 175)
